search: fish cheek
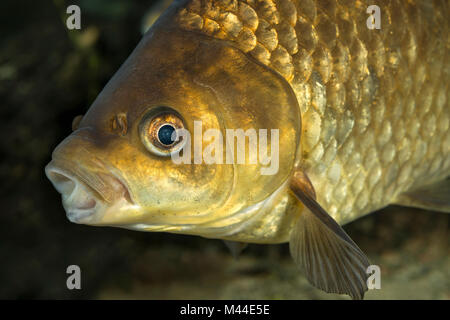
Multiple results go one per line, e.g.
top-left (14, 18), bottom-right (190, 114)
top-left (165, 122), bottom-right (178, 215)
top-left (104, 112), bottom-right (233, 219)
top-left (116, 155), bottom-right (234, 220)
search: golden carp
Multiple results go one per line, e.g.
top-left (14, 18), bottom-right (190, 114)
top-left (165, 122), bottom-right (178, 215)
top-left (45, 0), bottom-right (449, 299)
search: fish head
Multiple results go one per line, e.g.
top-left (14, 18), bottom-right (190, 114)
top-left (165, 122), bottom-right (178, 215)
top-left (45, 19), bottom-right (301, 235)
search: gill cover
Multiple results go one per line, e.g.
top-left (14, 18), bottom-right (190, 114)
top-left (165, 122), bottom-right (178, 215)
top-left (184, 36), bottom-right (302, 210)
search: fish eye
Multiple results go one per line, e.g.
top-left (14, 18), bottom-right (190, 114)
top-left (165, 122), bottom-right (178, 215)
top-left (139, 107), bottom-right (186, 156)
top-left (157, 124), bottom-right (176, 146)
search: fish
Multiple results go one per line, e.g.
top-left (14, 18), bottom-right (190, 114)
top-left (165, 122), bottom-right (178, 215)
top-left (45, 0), bottom-right (450, 299)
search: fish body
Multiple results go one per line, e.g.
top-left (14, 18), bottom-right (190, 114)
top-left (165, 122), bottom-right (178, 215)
top-left (176, 0), bottom-right (450, 227)
top-left (46, 0), bottom-right (449, 298)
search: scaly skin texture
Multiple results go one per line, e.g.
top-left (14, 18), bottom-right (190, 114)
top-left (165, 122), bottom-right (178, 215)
top-left (177, 0), bottom-right (450, 225)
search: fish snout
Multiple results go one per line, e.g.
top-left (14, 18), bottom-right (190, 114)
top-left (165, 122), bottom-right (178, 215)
top-left (45, 163), bottom-right (99, 223)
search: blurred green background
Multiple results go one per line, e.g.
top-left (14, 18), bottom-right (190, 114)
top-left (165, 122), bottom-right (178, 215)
top-left (0, 0), bottom-right (448, 299)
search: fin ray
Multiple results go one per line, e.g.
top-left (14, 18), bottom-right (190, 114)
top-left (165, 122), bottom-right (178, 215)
top-left (289, 169), bottom-right (370, 299)
top-left (223, 240), bottom-right (248, 259)
top-left (290, 208), bottom-right (370, 299)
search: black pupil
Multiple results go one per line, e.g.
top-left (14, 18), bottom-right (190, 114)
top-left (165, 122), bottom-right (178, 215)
top-left (158, 125), bottom-right (175, 146)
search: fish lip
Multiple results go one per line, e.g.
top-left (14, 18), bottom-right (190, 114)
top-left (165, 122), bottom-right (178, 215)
top-left (45, 163), bottom-right (100, 223)
top-left (66, 207), bottom-right (98, 223)
top-left (45, 159), bottom-right (134, 222)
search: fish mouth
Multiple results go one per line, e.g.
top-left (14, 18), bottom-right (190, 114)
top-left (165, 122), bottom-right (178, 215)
top-left (45, 159), bottom-right (133, 224)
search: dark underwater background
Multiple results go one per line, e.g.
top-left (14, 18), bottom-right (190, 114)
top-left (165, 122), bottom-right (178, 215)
top-left (0, 0), bottom-right (448, 299)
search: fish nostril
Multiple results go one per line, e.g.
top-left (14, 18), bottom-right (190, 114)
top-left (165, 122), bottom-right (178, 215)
top-left (46, 169), bottom-right (76, 196)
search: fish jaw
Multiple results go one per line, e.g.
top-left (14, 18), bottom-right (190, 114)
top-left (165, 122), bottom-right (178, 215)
top-left (45, 138), bottom-right (136, 225)
top-left (45, 163), bottom-right (99, 223)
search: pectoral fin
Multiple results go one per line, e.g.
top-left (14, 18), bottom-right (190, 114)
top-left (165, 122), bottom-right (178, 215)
top-left (393, 178), bottom-right (450, 213)
top-left (223, 240), bottom-right (248, 259)
top-left (289, 170), bottom-right (370, 299)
